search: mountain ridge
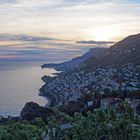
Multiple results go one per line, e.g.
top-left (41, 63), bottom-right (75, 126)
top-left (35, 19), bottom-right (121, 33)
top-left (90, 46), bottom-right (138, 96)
top-left (81, 33), bottom-right (140, 69)
top-left (42, 33), bottom-right (140, 71)
top-left (41, 47), bottom-right (107, 71)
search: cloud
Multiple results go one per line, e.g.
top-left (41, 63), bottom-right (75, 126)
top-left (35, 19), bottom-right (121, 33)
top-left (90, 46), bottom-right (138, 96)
top-left (0, 0), bottom-right (140, 60)
top-left (0, 33), bottom-right (109, 61)
top-left (0, 34), bottom-right (58, 42)
top-left (77, 40), bottom-right (115, 45)
top-left (0, 0), bottom-right (16, 4)
top-left (0, 0), bottom-right (140, 41)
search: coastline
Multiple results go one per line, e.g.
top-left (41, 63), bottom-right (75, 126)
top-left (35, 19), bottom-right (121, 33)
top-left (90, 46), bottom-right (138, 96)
top-left (39, 91), bottom-right (58, 107)
top-left (0, 61), bottom-right (48, 117)
top-left (39, 67), bottom-right (61, 107)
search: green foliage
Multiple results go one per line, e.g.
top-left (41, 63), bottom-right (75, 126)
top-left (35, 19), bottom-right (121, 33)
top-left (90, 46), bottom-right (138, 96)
top-left (0, 104), bottom-right (139, 140)
top-left (0, 118), bottom-right (46, 140)
top-left (48, 104), bottom-right (140, 140)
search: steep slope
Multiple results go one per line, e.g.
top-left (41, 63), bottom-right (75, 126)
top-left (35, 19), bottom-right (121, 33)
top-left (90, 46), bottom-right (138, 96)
top-left (81, 34), bottom-right (140, 69)
top-left (102, 34), bottom-right (140, 66)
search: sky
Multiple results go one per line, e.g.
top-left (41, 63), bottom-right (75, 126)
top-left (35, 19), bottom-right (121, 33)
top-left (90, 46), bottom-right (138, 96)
top-left (0, 0), bottom-right (140, 61)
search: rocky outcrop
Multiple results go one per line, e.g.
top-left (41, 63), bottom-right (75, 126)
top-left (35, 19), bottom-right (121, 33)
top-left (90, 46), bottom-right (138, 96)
top-left (20, 102), bottom-right (54, 121)
top-left (41, 75), bottom-right (54, 83)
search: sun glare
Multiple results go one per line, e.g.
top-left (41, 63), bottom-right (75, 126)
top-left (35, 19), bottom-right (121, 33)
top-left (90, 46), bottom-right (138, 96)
top-left (89, 27), bottom-right (114, 41)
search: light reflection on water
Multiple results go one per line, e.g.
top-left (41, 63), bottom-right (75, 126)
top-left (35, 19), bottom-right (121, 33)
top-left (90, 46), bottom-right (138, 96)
top-left (0, 61), bottom-right (57, 116)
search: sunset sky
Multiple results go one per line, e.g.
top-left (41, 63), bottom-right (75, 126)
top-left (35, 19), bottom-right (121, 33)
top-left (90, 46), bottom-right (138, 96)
top-left (0, 0), bottom-right (140, 60)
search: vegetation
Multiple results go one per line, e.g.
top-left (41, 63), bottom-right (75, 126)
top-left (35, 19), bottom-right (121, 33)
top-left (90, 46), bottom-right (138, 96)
top-left (0, 118), bottom-right (46, 140)
top-left (0, 103), bottom-right (140, 140)
top-left (48, 102), bottom-right (140, 140)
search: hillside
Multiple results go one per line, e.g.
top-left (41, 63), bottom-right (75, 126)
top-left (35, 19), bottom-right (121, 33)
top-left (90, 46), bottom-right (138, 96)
top-left (81, 34), bottom-right (140, 69)
top-left (41, 47), bottom-right (106, 71)
top-left (40, 34), bottom-right (140, 108)
top-left (42, 34), bottom-right (140, 71)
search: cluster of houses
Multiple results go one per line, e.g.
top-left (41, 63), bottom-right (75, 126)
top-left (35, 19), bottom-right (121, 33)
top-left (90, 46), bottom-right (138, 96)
top-left (42, 63), bottom-right (140, 108)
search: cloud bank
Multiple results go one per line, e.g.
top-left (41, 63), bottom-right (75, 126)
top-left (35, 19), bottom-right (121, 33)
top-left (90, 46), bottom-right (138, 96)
top-left (0, 0), bottom-right (140, 60)
top-left (0, 34), bottom-right (104, 61)
top-left (77, 40), bottom-right (115, 45)
top-left (0, 0), bottom-right (140, 40)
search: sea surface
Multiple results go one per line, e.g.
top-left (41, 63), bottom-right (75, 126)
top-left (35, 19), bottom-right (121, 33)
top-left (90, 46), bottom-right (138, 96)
top-left (0, 61), bottom-right (57, 116)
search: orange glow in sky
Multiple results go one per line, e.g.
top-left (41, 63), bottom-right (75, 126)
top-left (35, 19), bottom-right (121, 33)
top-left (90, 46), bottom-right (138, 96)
top-left (0, 0), bottom-right (139, 60)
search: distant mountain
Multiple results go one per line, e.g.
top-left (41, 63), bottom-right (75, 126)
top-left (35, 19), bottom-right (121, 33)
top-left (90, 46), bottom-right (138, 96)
top-left (41, 48), bottom-right (107, 71)
top-left (42, 34), bottom-right (140, 71)
top-left (81, 34), bottom-right (140, 69)
top-left (0, 34), bottom-right (55, 42)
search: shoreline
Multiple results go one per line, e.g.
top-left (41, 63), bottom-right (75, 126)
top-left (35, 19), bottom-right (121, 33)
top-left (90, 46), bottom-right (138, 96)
top-left (40, 92), bottom-right (58, 107)
top-left (0, 61), bottom-right (49, 117)
top-left (39, 67), bottom-right (61, 107)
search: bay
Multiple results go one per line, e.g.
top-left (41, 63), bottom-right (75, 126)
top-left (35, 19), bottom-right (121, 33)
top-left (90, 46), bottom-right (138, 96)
top-left (0, 61), bottom-right (56, 116)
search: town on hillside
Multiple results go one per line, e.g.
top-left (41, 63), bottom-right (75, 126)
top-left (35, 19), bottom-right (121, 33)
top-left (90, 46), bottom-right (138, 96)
top-left (40, 34), bottom-right (140, 116)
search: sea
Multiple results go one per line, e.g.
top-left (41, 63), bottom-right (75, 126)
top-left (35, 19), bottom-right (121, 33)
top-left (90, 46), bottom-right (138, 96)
top-left (0, 61), bottom-right (58, 116)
